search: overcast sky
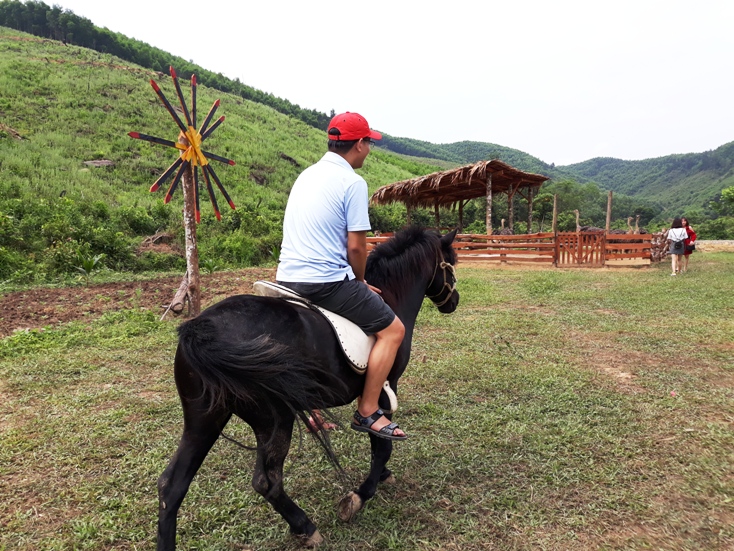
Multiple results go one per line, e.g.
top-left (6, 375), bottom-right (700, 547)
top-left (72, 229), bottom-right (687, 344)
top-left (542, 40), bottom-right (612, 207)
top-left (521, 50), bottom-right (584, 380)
top-left (54, 0), bottom-right (734, 165)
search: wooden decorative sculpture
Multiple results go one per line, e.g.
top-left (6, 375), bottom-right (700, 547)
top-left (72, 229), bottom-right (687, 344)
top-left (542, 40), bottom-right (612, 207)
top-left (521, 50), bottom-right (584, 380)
top-left (129, 66), bottom-right (236, 317)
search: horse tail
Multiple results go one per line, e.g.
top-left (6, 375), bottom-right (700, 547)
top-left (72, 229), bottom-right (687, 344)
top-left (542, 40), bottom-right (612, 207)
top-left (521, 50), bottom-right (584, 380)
top-left (177, 315), bottom-right (346, 412)
top-left (176, 315), bottom-right (347, 468)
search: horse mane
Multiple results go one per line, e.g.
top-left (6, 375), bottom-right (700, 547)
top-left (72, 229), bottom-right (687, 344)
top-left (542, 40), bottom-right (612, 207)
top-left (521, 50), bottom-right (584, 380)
top-left (366, 226), bottom-right (456, 302)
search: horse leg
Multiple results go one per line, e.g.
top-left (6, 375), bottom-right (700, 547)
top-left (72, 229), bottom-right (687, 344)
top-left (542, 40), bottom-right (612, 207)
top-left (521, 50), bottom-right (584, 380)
top-left (250, 416), bottom-right (323, 547)
top-left (157, 410), bottom-right (231, 551)
top-left (338, 434), bottom-right (394, 522)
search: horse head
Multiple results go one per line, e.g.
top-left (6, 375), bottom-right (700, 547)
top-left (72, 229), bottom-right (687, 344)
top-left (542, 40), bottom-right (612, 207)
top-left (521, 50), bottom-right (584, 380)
top-left (366, 226), bottom-right (459, 315)
top-left (426, 229), bottom-right (459, 313)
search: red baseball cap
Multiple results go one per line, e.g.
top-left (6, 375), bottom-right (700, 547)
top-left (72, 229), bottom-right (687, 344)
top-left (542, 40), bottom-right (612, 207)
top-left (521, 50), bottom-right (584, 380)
top-left (327, 112), bottom-right (382, 141)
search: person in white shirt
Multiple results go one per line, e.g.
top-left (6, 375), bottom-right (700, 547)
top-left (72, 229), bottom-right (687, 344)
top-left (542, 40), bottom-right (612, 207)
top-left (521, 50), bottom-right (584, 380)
top-left (667, 217), bottom-right (688, 276)
top-left (277, 112), bottom-right (407, 440)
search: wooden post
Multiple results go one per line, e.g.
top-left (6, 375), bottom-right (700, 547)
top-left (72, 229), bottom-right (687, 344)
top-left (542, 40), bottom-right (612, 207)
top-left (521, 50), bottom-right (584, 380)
top-left (486, 173), bottom-right (493, 235)
top-left (552, 194), bottom-right (558, 267)
top-left (527, 187), bottom-right (534, 234)
top-left (458, 200), bottom-right (464, 233)
top-left (605, 190), bottom-right (613, 232)
top-left (178, 133), bottom-right (201, 316)
top-left (508, 191), bottom-right (514, 232)
top-left (434, 201), bottom-right (440, 229)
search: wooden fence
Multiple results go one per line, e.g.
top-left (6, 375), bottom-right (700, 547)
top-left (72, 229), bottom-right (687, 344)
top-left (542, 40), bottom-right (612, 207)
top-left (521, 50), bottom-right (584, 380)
top-left (366, 232), bottom-right (654, 267)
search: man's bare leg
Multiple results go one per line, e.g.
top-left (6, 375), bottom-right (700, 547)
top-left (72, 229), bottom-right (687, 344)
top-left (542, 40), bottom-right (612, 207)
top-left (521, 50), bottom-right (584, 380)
top-left (356, 317), bottom-right (406, 436)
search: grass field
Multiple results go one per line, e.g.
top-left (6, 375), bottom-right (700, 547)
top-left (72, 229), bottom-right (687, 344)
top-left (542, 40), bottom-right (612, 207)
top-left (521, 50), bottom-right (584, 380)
top-left (1, 254), bottom-right (733, 550)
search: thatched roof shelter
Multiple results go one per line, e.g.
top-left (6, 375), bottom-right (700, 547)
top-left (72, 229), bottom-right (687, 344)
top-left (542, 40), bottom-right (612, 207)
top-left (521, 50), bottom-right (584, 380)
top-left (371, 159), bottom-right (549, 207)
top-left (370, 159), bottom-right (550, 234)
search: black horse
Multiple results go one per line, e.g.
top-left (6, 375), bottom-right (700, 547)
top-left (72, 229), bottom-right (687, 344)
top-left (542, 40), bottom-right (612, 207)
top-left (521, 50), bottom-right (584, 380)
top-left (157, 227), bottom-right (460, 549)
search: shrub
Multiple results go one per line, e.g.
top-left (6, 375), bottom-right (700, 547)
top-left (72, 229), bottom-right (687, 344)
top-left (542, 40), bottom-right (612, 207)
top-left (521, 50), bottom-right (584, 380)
top-left (75, 250), bottom-right (105, 283)
top-left (0, 212), bottom-right (20, 248)
top-left (0, 246), bottom-right (36, 281)
top-left (114, 206), bottom-right (158, 235)
top-left (87, 228), bottom-right (135, 269)
top-left (369, 205), bottom-right (406, 233)
top-left (464, 220), bottom-right (486, 234)
top-left (201, 259), bottom-right (220, 274)
top-left (135, 251), bottom-right (186, 272)
top-left (697, 217), bottom-right (734, 240)
top-left (210, 233), bottom-right (258, 265)
top-left (43, 239), bottom-right (89, 275)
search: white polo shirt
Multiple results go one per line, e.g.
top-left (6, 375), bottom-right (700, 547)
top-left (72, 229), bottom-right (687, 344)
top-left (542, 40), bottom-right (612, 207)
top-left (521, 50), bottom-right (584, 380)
top-left (276, 152), bottom-right (371, 283)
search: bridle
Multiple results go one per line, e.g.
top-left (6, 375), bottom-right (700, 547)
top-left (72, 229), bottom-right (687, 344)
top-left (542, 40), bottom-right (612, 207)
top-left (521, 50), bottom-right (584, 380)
top-left (426, 258), bottom-right (458, 307)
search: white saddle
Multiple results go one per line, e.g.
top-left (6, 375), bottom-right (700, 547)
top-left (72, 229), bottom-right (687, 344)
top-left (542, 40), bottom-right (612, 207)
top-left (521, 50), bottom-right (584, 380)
top-left (252, 281), bottom-right (397, 413)
top-left (253, 281), bottom-right (375, 373)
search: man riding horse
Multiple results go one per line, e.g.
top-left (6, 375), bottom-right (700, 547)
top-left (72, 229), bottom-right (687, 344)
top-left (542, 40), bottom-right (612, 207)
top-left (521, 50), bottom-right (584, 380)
top-left (276, 112), bottom-right (407, 440)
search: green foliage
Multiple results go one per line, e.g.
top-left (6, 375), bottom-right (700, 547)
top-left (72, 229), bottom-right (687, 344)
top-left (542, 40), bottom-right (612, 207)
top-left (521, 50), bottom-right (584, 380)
top-left (369, 203), bottom-right (408, 233)
top-left (0, 26), bottom-right (439, 282)
top-left (696, 216), bottom-right (734, 239)
top-left (135, 251), bottom-right (185, 272)
top-left (722, 186), bottom-right (734, 207)
top-left (0, 245), bottom-right (35, 282)
top-left (74, 249), bottom-right (104, 283)
top-left (200, 258), bottom-right (219, 274)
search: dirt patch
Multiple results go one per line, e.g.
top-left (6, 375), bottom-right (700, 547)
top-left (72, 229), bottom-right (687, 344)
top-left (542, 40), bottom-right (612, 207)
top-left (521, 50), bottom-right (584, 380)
top-left (0, 268), bottom-right (275, 338)
top-left (696, 240), bottom-right (734, 253)
top-left (566, 330), bottom-right (652, 393)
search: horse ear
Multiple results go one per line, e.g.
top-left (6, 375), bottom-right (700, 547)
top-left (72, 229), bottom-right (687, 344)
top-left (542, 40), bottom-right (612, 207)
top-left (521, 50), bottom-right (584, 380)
top-left (441, 228), bottom-right (458, 245)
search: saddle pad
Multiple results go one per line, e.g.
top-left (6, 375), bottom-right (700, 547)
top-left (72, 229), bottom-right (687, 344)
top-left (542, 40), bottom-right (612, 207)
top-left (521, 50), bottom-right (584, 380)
top-left (253, 281), bottom-right (375, 374)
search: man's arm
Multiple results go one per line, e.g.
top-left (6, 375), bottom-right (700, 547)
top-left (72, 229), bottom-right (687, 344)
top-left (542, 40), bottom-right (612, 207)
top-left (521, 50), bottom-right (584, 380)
top-left (347, 231), bottom-right (367, 281)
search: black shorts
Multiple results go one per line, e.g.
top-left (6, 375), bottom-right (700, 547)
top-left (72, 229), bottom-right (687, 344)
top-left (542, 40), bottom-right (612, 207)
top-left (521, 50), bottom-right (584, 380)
top-left (276, 277), bottom-right (396, 334)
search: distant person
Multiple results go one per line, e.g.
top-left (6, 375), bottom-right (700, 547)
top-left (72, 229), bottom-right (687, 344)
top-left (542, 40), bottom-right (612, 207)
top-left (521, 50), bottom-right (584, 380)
top-left (276, 112), bottom-right (407, 440)
top-left (681, 217), bottom-right (697, 272)
top-left (667, 217), bottom-right (688, 276)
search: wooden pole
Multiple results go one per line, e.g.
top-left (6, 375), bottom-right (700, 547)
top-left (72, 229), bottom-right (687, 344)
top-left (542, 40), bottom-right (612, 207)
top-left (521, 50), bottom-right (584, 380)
top-left (458, 200), bottom-right (464, 233)
top-left (527, 187), bottom-right (534, 234)
top-left (486, 174), bottom-right (493, 235)
top-left (508, 191), bottom-right (515, 233)
top-left (605, 190), bottom-right (613, 232)
top-left (434, 202), bottom-right (440, 229)
top-left (179, 133), bottom-right (201, 316)
top-left (552, 194), bottom-right (559, 266)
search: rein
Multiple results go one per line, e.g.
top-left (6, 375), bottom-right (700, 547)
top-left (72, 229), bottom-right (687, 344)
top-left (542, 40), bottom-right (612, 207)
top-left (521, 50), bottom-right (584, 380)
top-left (426, 259), bottom-right (457, 307)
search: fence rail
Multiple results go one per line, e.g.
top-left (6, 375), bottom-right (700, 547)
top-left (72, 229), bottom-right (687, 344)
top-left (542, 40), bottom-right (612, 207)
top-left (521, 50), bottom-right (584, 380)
top-left (367, 232), bottom-right (656, 267)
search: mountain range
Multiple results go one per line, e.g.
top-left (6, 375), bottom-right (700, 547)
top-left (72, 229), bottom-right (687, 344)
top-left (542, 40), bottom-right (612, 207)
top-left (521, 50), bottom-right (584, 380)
top-left (377, 136), bottom-right (734, 214)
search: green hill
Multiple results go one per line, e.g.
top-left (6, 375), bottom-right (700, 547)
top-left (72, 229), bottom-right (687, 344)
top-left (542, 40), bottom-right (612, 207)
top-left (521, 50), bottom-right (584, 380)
top-left (564, 143), bottom-right (734, 214)
top-left (2, 5), bottom-right (733, 287)
top-left (0, 26), bottom-right (443, 284)
top-left (3, 0), bottom-right (731, 221)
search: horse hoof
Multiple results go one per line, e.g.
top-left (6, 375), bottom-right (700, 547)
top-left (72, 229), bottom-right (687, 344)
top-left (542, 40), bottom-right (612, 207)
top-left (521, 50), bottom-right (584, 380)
top-left (337, 491), bottom-right (363, 522)
top-left (303, 530), bottom-right (323, 548)
top-left (381, 474), bottom-right (396, 485)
